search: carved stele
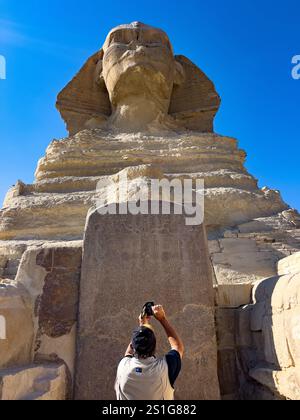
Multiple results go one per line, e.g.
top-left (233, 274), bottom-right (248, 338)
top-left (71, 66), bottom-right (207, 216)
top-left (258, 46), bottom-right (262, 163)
top-left (75, 203), bottom-right (220, 400)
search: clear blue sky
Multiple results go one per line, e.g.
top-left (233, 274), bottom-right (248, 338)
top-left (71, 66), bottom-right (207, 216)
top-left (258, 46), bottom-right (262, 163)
top-left (0, 0), bottom-right (299, 210)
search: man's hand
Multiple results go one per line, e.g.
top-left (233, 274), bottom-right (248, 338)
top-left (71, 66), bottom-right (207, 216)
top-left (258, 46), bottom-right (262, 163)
top-left (139, 314), bottom-right (151, 326)
top-left (152, 305), bottom-right (166, 322)
top-left (152, 304), bottom-right (184, 359)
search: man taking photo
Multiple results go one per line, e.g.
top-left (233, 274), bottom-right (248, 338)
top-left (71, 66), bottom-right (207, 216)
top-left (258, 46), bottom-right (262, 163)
top-left (115, 304), bottom-right (184, 400)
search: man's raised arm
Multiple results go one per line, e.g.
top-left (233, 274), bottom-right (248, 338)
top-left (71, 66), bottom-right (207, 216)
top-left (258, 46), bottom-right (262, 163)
top-left (152, 305), bottom-right (184, 359)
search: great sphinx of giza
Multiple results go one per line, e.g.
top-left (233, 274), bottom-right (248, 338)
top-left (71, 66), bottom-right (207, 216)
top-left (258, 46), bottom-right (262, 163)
top-left (0, 22), bottom-right (299, 400)
top-left (1, 21), bottom-right (295, 240)
top-left (56, 21), bottom-right (220, 134)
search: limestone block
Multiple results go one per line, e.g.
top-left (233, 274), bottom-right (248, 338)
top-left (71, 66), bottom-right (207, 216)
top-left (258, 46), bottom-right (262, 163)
top-left (281, 209), bottom-right (300, 228)
top-left (76, 204), bottom-right (220, 400)
top-left (0, 363), bottom-right (67, 400)
top-left (239, 213), bottom-right (298, 234)
top-left (236, 305), bottom-right (253, 347)
top-left (270, 274), bottom-right (292, 311)
top-left (215, 308), bottom-right (236, 349)
top-left (282, 273), bottom-right (300, 310)
top-left (249, 368), bottom-right (277, 395)
top-left (0, 241), bottom-right (27, 280)
top-left (213, 238), bottom-right (277, 281)
top-left (223, 230), bottom-right (238, 238)
top-left (0, 129), bottom-right (289, 241)
top-left (252, 274), bottom-right (299, 368)
top-left (251, 331), bottom-right (265, 363)
top-left (219, 238), bottom-right (258, 254)
top-left (34, 246), bottom-right (82, 339)
top-left (252, 276), bottom-right (279, 304)
top-left (15, 243), bottom-right (82, 379)
top-left (278, 252), bottom-right (300, 276)
top-left (250, 302), bottom-right (266, 332)
top-left (205, 188), bottom-right (287, 230)
top-left (34, 132), bottom-right (246, 181)
top-left (213, 265), bottom-right (263, 285)
top-left (273, 368), bottom-right (300, 400)
top-left (217, 349), bottom-right (239, 397)
top-left (262, 313), bottom-right (293, 369)
top-left (261, 315), bottom-right (279, 366)
top-left (245, 271), bottom-right (300, 399)
top-left (236, 346), bottom-right (258, 376)
top-left (37, 325), bottom-right (77, 379)
top-left (0, 281), bottom-right (33, 369)
top-left (212, 237), bottom-right (280, 285)
top-left (215, 283), bottom-right (253, 308)
top-left (3, 181), bottom-right (25, 208)
top-left (250, 367), bottom-right (300, 400)
top-left (284, 307), bottom-right (300, 366)
top-left (208, 240), bottom-right (221, 254)
top-left (238, 220), bottom-right (274, 234)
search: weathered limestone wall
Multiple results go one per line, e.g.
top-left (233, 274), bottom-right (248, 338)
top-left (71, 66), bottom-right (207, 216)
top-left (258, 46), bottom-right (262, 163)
top-left (215, 283), bottom-right (253, 400)
top-left (1, 226), bottom-right (299, 400)
top-left (236, 252), bottom-right (300, 400)
top-left (215, 252), bottom-right (300, 400)
top-left (0, 132), bottom-right (291, 242)
top-left (75, 204), bottom-right (220, 400)
top-left (0, 364), bottom-right (68, 400)
top-left (0, 242), bottom-right (82, 400)
top-left (0, 281), bottom-right (33, 369)
top-left (0, 241), bottom-right (27, 279)
top-left (209, 216), bottom-right (300, 285)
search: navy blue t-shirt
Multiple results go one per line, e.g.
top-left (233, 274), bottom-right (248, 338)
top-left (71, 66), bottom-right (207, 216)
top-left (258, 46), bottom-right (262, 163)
top-left (165, 350), bottom-right (182, 388)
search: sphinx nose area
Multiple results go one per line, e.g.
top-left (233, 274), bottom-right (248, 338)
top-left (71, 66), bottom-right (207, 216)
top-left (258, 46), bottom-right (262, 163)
top-left (127, 41), bottom-right (147, 54)
top-left (135, 45), bottom-right (146, 55)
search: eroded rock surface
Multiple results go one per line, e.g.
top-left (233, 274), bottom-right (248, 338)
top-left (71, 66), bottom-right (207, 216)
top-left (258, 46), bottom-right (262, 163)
top-left (0, 20), bottom-right (299, 401)
top-left (0, 363), bottom-right (68, 400)
top-left (217, 252), bottom-right (300, 400)
top-left (0, 280), bottom-right (33, 369)
top-left (0, 243), bottom-right (82, 400)
top-left (76, 205), bottom-right (220, 400)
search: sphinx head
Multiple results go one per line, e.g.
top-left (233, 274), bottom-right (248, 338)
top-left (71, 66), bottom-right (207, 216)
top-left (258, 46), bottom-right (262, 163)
top-left (98, 22), bottom-right (184, 121)
top-left (57, 22), bottom-right (220, 134)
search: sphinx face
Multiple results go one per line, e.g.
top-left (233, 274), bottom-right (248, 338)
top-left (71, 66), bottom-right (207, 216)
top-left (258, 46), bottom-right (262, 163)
top-left (102, 23), bottom-right (176, 112)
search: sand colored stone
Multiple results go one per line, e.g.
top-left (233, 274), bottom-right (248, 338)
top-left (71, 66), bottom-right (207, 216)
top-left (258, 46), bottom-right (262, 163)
top-left (15, 243), bottom-right (82, 381)
top-left (0, 280), bottom-right (33, 369)
top-left (0, 363), bottom-right (67, 400)
top-left (75, 204), bottom-right (220, 400)
top-left (0, 243), bottom-right (81, 400)
top-left (0, 21), bottom-right (299, 401)
top-left (57, 22), bottom-right (220, 135)
top-left (218, 252), bottom-right (300, 400)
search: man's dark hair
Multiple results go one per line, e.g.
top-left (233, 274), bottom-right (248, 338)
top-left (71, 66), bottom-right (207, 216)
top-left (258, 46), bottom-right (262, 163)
top-left (132, 326), bottom-right (157, 359)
